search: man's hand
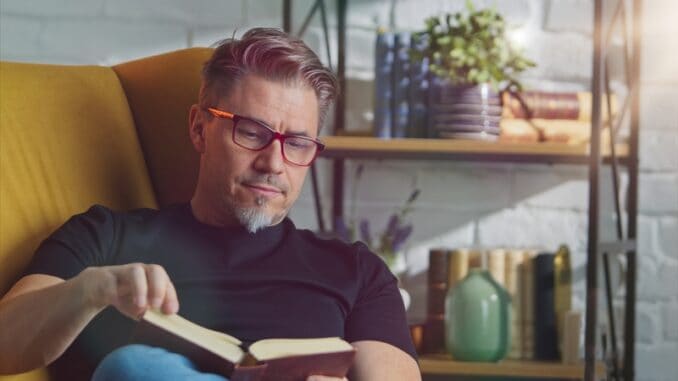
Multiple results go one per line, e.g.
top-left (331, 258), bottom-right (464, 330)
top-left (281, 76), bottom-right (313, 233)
top-left (76, 263), bottom-right (179, 319)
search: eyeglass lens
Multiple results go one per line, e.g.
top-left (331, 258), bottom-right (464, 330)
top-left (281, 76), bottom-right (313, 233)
top-left (233, 118), bottom-right (318, 165)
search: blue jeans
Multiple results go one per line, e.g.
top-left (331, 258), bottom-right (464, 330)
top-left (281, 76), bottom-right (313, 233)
top-left (92, 344), bottom-right (229, 381)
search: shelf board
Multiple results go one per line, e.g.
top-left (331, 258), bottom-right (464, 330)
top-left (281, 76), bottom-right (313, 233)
top-left (319, 136), bottom-right (629, 165)
top-left (419, 354), bottom-right (606, 379)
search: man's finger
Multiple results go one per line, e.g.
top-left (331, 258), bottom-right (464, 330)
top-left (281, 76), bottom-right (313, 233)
top-left (161, 276), bottom-right (180, 314)
top-left (123, 263), bottom-right (148, 308)
top-left (144, 264), bottom-right (168, 309)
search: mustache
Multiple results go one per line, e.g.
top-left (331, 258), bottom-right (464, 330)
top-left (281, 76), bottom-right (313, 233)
top-left (240, 174), bottom-right (289, 193)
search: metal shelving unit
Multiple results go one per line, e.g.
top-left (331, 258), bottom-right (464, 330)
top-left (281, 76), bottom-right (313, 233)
top-left (284, 1), bottom-right (640, 380)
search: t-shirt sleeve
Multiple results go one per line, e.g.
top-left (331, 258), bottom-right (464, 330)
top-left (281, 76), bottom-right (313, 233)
top-left (23, 205), bottom-right (117, 280)
top-left (344, 244), bottom-right (417, 360)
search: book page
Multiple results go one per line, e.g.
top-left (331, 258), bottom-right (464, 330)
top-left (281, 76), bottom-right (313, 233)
top-left (249, 337), bottom-right (354, 361)
top-left (142, 309), bottom-right (244, 363)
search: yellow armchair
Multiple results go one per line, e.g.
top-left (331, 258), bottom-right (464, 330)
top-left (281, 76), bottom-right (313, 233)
top-left (0, 48), bottom-right (212, 381)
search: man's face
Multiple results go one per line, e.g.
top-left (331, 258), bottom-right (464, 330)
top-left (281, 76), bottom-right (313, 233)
top-left (191, 74), bottom-right (319, 230)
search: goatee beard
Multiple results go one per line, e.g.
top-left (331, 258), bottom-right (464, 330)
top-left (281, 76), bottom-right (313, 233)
top-left (234, 196), bottom-right (273, 233)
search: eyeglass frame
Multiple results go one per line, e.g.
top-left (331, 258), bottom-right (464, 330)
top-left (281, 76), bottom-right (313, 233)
top-left (204, 107), bottom-right (325, 167)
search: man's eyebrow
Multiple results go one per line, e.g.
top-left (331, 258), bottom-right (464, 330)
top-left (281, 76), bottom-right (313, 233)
top-left (245, 114), bottom-right (313, 138)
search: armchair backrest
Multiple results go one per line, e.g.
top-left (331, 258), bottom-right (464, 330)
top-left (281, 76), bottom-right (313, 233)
top-left (0, 47), bottom-right (212, 298)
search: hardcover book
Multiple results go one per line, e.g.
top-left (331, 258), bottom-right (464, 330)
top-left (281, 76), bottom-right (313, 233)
top-left (133, 309), bottom-right (356, 381)
top-left (501, 91), bottom-right (618, 121)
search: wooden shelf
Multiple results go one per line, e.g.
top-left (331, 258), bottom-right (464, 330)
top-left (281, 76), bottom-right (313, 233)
top-left (319, 136), bottom-right (629, 165)
top-left (419, 354), bottom-right (606, 379)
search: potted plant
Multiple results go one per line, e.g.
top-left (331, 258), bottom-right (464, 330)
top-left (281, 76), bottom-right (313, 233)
top-left (411, 1), bottom-right (535, 140)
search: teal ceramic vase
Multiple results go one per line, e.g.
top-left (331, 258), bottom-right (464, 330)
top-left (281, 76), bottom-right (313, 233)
top-left (445, 269), bottom-right (511, 361)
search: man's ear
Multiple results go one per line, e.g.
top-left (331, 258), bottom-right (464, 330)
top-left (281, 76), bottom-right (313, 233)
top-left (189, 104), bottom-right (206, 153)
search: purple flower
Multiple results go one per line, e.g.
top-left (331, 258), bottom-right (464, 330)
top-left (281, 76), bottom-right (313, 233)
top-left (392, 225), bottom-right (413, 252)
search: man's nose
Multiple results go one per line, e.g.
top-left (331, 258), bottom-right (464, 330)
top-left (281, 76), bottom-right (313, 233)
top-left (253, 137), bottom-right (285, 173)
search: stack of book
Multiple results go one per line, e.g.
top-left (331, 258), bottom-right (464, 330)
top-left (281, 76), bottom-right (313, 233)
top-left (499, 91), bottom-right (618, 145)
top-left (423, 246), bottom-right (579, 362)
top-left (374, 29), bottom-right (430, 139)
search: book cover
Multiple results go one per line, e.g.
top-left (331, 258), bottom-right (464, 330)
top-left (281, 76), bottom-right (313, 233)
top-left (425, 248), bottom-right (448, 353)
top-left (534, 252), bottom-right (559, 361)
top-left (504, 249), bottom-right (525, 359)
top-left (520, 250), bottom-right (538, 359)
top-left (407, 32), bottom-right (429, 138)
top-left (391, 32), bottom-right (411, 138)
top-left (133, 309), bottom-right (356, 381)
top-left (374, 29), bottom-right (394, 138)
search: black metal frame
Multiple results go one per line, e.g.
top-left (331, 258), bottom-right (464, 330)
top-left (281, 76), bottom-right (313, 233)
top-left (586, 1), bottom-right (640, 380)
top-left (284, 1), bottom-right (640, 379)
top-left (283, 0), bottom-right (346, 233)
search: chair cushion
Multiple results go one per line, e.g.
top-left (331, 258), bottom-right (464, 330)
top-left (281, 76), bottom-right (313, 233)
top-left (113, 48), bottom-right (213, 207)
top-left (0, 61), bottom-right (157, 295)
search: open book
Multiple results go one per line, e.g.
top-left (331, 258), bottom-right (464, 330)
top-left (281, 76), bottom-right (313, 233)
top-left (132, 309), bottom-right (356, 381)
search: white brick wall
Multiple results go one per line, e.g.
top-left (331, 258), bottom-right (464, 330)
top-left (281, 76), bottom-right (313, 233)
top-left (1, 0), bottom-right (677, 379)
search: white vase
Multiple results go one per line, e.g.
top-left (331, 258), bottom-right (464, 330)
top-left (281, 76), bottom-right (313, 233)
top-left (399, 287), bottom-right (411, 311)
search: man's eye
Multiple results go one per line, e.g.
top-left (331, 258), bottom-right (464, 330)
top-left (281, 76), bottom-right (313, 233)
top-left (287, 138), bottom-right (313, 150)
top-left (239, 127), bottom-right (265, 140)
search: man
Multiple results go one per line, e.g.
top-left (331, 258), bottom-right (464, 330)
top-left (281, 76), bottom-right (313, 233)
top-left (0, 28), bottom-right (420, 380)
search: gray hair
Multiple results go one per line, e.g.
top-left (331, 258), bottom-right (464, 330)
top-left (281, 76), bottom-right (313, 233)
top-left (200, 28), bottom-right (339, 130)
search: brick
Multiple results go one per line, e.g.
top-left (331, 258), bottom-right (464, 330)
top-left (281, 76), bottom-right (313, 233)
top-left (345, 162), bottom-right (420, 205)
top-left (244, 0), bottom-right (282, 26)
top-left (640, 130), bottom-right (678, 172)
top-left (638, 173), bottom-right (678, 214)
top-left (346, 0), bottom-right (390, 30)
top-left (657, 217), bottom-right (678, 260)
top-left (521, 32), bottom-right (592, 82)
top-left (296, 160), bottom-right (332, 204)
top-left (0, 15), bottom-right (42, 58)
top-left (636, 303), bottom-right (660, 344)
top-left (640, 85), bottom-right (678, 131)
top-left (345, 28), bottom-right (375, 72)
top-left (664, 303), bottom-right (678, 341)
top-left (393, 0), bottom-right (531, 32)
top-left (477, 207), bottom-right (587, 250)
top-left (103, 0), bottom-right (244, 26)
top-left (641, 32), bottom-right (678, 85)
top-left (635, 343), bottom-right (678, 380)
top-left (417, 164), bottom-right (512, 211)
top-left (544, 0), bottom-right (593, 35)
top-left (636, 215), bottom-right (660, 260)
top-left (643, 0), bottom-right (678, 37)
top-left (344, 78), bottom-right (375, 134)
top-left (639, 260), bottom-right (678, 301)
top-left (40, 19), bottom-right (187, 65)
top-left (0, 0), bottom-right (104, 17)
top-left (512, 165), bottom-right (628, 211)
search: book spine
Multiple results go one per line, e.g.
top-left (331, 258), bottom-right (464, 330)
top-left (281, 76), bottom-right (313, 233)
top-left (407, 33), bottom-right (429, 138)
top-left (425, 248), bottom-right (449, 353)
top-left (374, 30), bottom-right (394, 138)
top-left (446, 248), bottom-right (469, 292)
top-left (392, 32), bottom-right (411, 138)
top-left (501, 91), bottom-right (618, 121)
top-left (534, 252), bottom-right (559, 360)
top-left (505, 249), bottom-right (525, 359)
top-left (520, 250), bottom-right (538, 359)
top-left (487, 248), bottom-right (506, 287)
top-left (561, 310), bottom-right (582, 364)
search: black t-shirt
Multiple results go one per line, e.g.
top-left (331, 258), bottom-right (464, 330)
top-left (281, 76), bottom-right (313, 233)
top-left (24, 204), bottom-right (416, 380)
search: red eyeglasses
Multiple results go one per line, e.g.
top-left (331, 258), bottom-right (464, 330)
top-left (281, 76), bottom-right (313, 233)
top-left (205, 107), bottom-right (325, 167)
